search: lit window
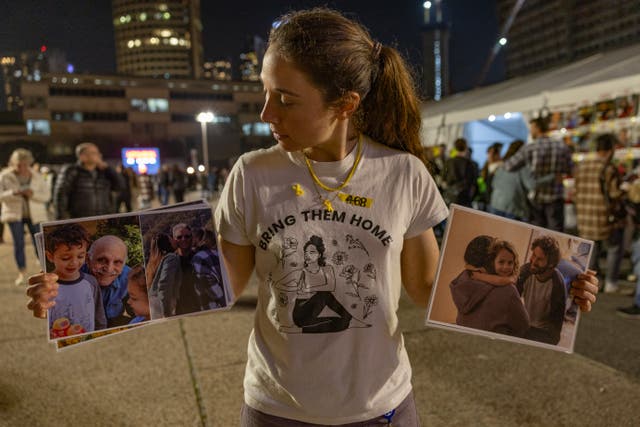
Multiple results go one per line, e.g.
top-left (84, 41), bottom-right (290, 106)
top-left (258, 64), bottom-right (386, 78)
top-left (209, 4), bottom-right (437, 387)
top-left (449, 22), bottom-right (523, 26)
top-left (26, 120), bottom-right (51, 135)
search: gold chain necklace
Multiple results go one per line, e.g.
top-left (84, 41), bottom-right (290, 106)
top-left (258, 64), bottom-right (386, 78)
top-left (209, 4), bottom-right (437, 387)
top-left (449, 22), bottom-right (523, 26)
top-left (304, 135), bottom-right (363, 211)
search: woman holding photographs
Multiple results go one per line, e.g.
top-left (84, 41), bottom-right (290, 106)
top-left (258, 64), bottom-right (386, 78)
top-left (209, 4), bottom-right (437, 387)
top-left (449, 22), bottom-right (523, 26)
top-left (0, 148), bottom-right (50, 285)
top-left (27, 8), bottom-right (600, 426)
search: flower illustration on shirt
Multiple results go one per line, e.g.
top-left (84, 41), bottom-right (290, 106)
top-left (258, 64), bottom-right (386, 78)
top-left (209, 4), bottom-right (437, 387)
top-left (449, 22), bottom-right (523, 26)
top-left (340, 264), bottom-right (368, 298)
top-left (277, 236), bottom-right (299, 268)
top-left (345, 234), bottom-right (369, 256)
top-left (331, 251), bottom-right (348, 266)
top-left (363, 294), bottom-right (378, 319)
top-left (363, 263), bottom-right (376, 280)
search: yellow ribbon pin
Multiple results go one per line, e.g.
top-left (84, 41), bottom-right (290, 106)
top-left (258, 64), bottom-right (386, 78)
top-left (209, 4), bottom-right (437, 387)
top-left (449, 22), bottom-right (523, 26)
top-left (292, 183), bottom-right (304, 196)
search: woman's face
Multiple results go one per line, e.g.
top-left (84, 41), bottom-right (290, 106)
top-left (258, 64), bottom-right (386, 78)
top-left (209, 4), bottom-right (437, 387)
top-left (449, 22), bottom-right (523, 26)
top-left (14, 160), bottom-right (31, 176)
top-left (259, 49), bottom-right (343, 155)
top-left (494, 248), bottom-right (515, 277)
top-left (128, 283), bottom-right (149, 318)
top-left (304, 244), bottom-right (320, 264)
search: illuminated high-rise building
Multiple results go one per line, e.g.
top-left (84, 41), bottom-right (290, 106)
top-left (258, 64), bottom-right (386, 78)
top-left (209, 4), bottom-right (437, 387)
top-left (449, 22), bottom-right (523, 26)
top-left (111, 0), bottom-right (204, 79)
top-left (496, 0), bottom-right (640, 78)
top-left (203, 59), bottom-right (232, 81)
top-left (0, 46), bottom-right (67, 112)
top-left (421, 0), bottom-right (450, 101)
top-left (238, 35), bottom-right (265, 82)
top-left (239, 52), bottom-right (259, 82)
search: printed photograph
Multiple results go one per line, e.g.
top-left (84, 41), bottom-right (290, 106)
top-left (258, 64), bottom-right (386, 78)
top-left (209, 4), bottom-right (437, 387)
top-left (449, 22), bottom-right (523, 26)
top-left (55, 323), bottom-right (146, 351)
top-left (139, 206), bottom-right (230, 320)
top-left (426, 205), bottom-right (594, 353)
top-left (42, 214), bottom-right (146, 341)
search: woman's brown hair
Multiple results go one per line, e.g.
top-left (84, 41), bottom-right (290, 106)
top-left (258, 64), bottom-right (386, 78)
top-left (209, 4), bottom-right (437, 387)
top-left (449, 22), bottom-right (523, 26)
top-left (268, 8), bottom-right (425, 161)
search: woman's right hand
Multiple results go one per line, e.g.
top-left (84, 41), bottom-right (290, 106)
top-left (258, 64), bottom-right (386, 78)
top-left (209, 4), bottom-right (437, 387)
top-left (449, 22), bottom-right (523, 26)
top-left (26, 273), bottom-right (59, 319)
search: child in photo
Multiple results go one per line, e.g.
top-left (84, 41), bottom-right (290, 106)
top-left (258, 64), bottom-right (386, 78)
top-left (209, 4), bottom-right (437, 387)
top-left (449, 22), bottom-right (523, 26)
top-left (126, 265), bottom-right (150, 324)
top-left (471, 239), bottom-right (520, 286)
top-left (46, 224), bottom-right (107, 338)
top-left (450, 236), bottom-right (529, 337)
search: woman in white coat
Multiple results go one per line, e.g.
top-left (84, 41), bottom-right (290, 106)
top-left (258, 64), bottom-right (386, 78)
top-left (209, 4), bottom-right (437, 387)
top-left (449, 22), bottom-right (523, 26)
top-left (0, 149), bottom-right (51, 285)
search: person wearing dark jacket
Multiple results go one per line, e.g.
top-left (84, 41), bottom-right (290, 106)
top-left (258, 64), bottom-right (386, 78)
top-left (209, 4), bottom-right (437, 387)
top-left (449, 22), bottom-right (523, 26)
top-left (450, 235), bottom-right (530, 337)
top-left (53, 142), bottom-right (123, 219)
top-left (443, 138), bottom-right (478, 207)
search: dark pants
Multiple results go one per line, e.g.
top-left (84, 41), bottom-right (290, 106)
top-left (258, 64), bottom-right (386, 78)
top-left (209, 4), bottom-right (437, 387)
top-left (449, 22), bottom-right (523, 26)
top-left (240, 390), bottom-right (420, 426)
top-left (293, 291), bottom-right (351, 333)
top-left (590, 227), bottom-right (624, 287)
top-left (530, 199), bottom-right (564, 232)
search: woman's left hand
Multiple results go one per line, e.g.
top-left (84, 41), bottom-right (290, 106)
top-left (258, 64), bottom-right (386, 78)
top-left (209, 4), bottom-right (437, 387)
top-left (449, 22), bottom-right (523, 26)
top-left (570, 269), bottom-right (598, 312)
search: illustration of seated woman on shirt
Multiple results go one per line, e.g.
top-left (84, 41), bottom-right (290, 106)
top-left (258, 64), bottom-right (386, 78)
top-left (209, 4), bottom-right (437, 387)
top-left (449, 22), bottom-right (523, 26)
top-left (272, 235), bottom-right (369, 333)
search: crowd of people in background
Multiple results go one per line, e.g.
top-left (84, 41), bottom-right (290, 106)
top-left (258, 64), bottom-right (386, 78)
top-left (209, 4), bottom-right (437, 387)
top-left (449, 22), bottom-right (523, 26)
top-left (427, 115), bottom-right (640, 318)
top-left (1, 110), bottom-right (638, 319)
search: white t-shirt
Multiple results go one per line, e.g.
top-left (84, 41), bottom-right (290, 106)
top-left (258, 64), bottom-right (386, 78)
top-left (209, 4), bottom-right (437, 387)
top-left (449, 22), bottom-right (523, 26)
top-left (215, 136), bottom-right (448, 425)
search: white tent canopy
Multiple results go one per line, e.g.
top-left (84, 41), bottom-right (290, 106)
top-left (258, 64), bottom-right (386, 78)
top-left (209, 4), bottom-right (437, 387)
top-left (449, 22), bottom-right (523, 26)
top-left (422, 43), bottom-right (640, 144)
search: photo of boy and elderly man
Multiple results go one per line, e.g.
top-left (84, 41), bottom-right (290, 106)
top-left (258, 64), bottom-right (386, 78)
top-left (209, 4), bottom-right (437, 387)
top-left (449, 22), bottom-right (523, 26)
top-left (427, 206), bottom-right (592, 352)
top-left (43, 207), bottom-right (226, 341)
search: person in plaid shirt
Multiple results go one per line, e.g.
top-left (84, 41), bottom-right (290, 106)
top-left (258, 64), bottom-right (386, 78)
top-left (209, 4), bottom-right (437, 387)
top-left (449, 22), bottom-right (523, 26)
top-left (503, 117), bottom-right (572, 231)
top-left (574, 133), bottom-right (625, 293)
top-left (192, 228), bottom-right (226, 309)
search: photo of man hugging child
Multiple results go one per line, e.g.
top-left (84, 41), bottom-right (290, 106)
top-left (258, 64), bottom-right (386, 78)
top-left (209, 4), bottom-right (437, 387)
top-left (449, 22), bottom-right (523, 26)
top-left (449, 235), bottom-right (530, 338)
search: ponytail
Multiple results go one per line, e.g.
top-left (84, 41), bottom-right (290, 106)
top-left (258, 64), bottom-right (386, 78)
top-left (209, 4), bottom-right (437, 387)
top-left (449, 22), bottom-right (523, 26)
top-left (355, 46), bottom-right (425, 162)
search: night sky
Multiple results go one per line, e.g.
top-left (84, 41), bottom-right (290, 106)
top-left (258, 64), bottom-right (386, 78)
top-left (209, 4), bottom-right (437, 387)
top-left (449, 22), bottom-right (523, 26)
top-left (0, 0), bottom-right (503, 93)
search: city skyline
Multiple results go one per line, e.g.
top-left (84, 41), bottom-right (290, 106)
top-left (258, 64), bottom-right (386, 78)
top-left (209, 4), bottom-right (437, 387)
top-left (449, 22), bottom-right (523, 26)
top-left (0, 0), bottom-right (503, 93)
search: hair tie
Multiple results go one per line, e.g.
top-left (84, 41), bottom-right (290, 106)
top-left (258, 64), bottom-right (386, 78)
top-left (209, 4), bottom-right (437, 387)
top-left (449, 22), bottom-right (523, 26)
top-left (372, 42), bottom-right (382, 59)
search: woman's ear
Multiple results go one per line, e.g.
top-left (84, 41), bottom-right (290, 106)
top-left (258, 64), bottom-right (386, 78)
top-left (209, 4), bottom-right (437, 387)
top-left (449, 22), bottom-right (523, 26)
top-left (336, 92), bottom-right (361, 120)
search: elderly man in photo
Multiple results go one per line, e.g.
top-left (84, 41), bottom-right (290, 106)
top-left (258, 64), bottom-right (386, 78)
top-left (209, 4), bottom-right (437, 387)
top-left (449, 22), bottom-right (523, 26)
top-left (81, 235), bottom-right (131, 327)
top-left (516, 235), bottom-right (567, 345)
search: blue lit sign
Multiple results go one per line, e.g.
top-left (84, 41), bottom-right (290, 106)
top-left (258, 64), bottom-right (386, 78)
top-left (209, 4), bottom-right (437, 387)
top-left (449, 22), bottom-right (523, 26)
top-left (121, 147), bottom-right (160, 175)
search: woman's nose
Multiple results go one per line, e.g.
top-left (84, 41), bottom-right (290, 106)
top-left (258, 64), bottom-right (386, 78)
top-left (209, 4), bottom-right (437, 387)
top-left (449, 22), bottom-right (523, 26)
top-left (260, 98), bottom-right (278, 124)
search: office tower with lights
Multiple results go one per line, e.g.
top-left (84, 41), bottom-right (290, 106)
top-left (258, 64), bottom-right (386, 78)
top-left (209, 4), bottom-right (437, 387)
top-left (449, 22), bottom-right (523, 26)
top-left (112, 0), bottom-right (204, 79)
top-left (203, 60), bottom-right (232, 81)
top-left (0, 47), bottom-right (67, 112)
top-left (421, 0), bottom-right (450, 101)
top-left (496, 0), bottom-right (640, 78)
top-left (238, 35), bottom-right (265, 82)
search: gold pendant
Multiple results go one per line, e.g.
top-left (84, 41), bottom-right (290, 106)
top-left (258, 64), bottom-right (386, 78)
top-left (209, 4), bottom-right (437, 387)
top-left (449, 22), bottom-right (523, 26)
top-left (323, 199), bottom-right (334, 211)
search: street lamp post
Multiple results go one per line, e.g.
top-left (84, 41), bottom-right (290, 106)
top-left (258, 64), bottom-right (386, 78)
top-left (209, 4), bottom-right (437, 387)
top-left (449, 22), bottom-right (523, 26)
top-left (196, 111), bottom-right (215, 173)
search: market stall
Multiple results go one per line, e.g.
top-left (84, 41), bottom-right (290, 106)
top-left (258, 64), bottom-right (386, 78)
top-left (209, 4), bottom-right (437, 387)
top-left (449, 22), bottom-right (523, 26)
top-left (422, 42), bottom-right (640, 165)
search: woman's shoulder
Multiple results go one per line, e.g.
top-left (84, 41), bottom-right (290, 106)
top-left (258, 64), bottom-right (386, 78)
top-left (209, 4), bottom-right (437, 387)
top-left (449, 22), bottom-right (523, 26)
top-left (237, 145), bottom-right (283, 166)
top-left (363, 136), bottom-right (426, 170)
top-left (0, 167), bottom-right (15, 179)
